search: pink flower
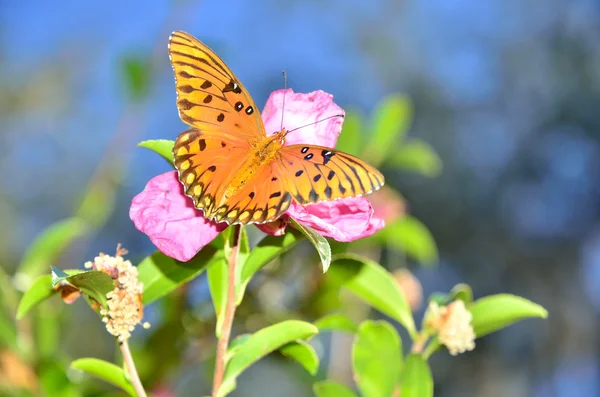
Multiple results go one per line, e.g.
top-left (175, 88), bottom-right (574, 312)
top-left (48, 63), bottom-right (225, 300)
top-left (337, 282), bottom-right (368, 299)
top-left (130, 89), bottom-right (384, 261)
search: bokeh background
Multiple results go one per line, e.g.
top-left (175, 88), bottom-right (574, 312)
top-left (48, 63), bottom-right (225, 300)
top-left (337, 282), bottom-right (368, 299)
top-left (2, 1), bottom-right (600, 396)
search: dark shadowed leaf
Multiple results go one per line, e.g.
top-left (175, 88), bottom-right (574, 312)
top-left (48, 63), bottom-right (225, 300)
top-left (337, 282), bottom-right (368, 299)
top-left (51, 268), bottom-right (114, 308)
top-left (121, 56), bottom-right (152, 102)
top-left (400, 354), bottom-right (433, 397)
top-left (353, 320), bottom-right (402, 397)
top-left (328, 254), bottom-right (416, 338)
top-left (289, 219), bottom-right (331, 272)
top-left (71, 358), bottom-right (135, 396)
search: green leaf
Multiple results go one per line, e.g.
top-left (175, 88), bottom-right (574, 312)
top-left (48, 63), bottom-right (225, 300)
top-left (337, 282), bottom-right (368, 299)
top-left (18, 217), bottom-right (88, 279)
top-left (469, 294), bottom-right (548, 338)
top-left (365, 94), bottom-right (413, 165)
top-left (279, 340), bottom-right (319, 375)
top-left (139, 246), bottom-right (225, 304)
top-left (17, 275), bottom-right (55, 319)
top-left (51, 268), bottom-right (114, 308)
top-left (388, 139), bottom-right (442, 177)
top-left (237, 228), bottom-right (303, 304)
top-left (314, 381), bottom-right (359, 397)
top-left (314, 313), bottom-right (358, 333)
top-left (121, 56), bottom-right (152, 102)
top-left (400, 354), bottom-right (433, 397)
top-left (383, 216), bottom-right (438, 265)
top-left (225, 334), bottom-right (252, 364)
top-left (449, 283), bottom-right (473, 304)
top-left (328, 254), bottom-right (416, 338)
top-left (218, 320), bottom-right (318, 397)
top-left (138, 139), bottom-right (175, 164)
top-left (289, 219), bottom-right (331, 272)
top-left (336, 110), bottom-right (364, 155)
top-left (352, 320), bottom-right (402, 397)
top-left (71, 358), bottom-right (135, 396)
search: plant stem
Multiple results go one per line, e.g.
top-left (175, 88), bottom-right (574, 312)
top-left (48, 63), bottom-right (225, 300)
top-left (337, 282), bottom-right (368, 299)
top-left (212, 225), bottom-right (242, 397)
top-left (120, 340), bottom-right (147, 397)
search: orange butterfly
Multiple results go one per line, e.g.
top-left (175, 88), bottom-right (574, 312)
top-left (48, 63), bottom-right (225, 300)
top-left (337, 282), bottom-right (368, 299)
top-left (169, 31), bottom-right (384, 225)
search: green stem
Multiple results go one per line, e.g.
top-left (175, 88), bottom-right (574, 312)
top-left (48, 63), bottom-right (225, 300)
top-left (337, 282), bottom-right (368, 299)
top-left (212, 225), bottom-right (242, 397)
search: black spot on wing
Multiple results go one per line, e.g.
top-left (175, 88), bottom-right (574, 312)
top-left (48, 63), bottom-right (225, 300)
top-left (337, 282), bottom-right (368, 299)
top-left (295, 170), bottom-right (304, 177)
top-left (269, 192), bottom-right (281, 199)
top-left (327, 170), bottom-right (335, 180)
top-left (324, 186), bottom-right (332, 199)
top-left (207, 165), bottom-right (216, 172)
top-left (321, 150), bottom-right (335, 165)
top-left (199, 139), bottom-right (206, 151)
top-left (309, 189), bottom-right (319, 202)
top-left (201, 80), bottom-right (212, 89)
top-left (313, 174), bottom-right (321, 182)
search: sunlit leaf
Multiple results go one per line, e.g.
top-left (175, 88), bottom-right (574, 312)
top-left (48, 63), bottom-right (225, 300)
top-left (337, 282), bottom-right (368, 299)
top-left (469, 294), bottom-right (548, 338)
top-left (365, 94), bottom-right (413, 165)
top-left (16, 275), bottom-right (55, 320)
top-left (289, 219), bottom-right (331, 272)
top-left (279, 340), bottom-right (319, 375)
top-left (138, 139), bottom-right (175, 164)
top-left (237, 228), bottom-right (303, 304)
top-left (383, 216), bottom-right (438, 265)
top-left (328, 254), bottom-right (416, 338)
top-left (18, 217), bottom-right (88, 279)
top-left (336, 110), bottom-right (364, 155)
top-left (139, 246), bottom-right (225, 304)
top-left (314, 313), bottom-right (357, 333)
top-left (353, 320), bottom-right (402, 397)
top-left (0, 310), bottom-right (17, 347)
top-left (388, 139), bottom-right (442, 177)
top-left (71, 358), bottom-right (135, 396)
top-left (313, 381), bottom-right (359, 397)
top-left (400, 354), bottom-right (433, 397)
top-left (218, 320), bottom-right (318, 397)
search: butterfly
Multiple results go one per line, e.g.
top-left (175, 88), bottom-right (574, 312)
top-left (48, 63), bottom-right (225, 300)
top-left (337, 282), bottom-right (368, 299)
top-left (168, 31), bottom-right (384, 225)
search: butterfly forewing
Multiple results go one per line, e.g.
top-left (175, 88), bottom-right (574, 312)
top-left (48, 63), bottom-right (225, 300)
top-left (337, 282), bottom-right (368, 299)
top-left (276, 144), bottom-right (384, 205)
top-left (169, 31), bottom-right (265, 139)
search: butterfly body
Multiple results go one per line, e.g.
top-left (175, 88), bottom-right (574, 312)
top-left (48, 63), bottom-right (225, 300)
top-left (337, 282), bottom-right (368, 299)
top-left (169, 31), bottom-right (385, 226)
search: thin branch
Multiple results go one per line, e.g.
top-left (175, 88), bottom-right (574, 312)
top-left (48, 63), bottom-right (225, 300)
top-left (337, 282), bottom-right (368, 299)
top-left (212, 225), bottom-right (242, 396)
top-left (120, 340), bottom-right (147, 397)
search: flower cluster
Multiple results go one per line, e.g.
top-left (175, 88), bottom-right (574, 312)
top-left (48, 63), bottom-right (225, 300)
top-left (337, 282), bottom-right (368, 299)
top-left (425, 300), bottom-right (476, 356)
top-left (85, 246), bottom-right (149, 341)
top-left (129, 89), bottom-right (385, 262)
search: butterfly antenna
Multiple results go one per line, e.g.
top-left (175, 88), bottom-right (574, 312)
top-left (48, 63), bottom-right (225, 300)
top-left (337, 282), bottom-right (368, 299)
top-left (280, 70), bottom-right (287, 130)
top-left (286, 114), bottom-right (345, 135)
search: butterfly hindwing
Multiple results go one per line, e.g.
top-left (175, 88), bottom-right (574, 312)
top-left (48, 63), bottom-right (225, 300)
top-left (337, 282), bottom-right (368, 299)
top-left (276, 144), bottom-right (384, 205)
top-left (169, 31), bottom-right (265, 140)
top-left (173, 128), bottom-right (251, 218)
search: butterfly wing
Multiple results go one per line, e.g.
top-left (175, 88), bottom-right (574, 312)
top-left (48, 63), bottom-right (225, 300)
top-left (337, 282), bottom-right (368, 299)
top-left (276, 144), bottom-right (385, 205)
top-left (173, 129), bottom-right (251, 218)
top-left (169, 30), bottom-right (265, 140)
top-left (169, 31), bottom-right (270, 219)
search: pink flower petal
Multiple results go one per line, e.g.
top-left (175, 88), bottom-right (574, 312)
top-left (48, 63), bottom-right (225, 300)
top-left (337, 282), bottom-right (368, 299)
top-left (287, 197), bottom-right (385, 242)
top-left (261, 89), bottom-right (345, 147)
top-left (129, 171), bottom-right (227, 262)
